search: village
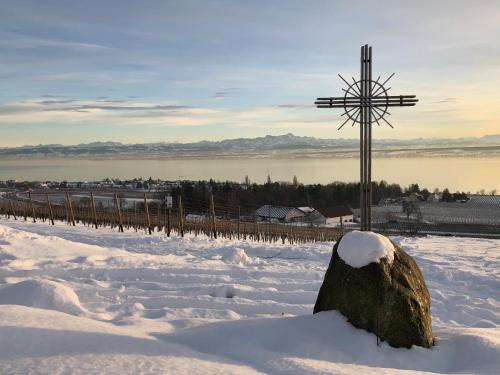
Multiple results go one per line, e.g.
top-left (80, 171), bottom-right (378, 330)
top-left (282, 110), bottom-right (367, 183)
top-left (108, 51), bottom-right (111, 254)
top-left (1, 177), bottom-right (499, 239)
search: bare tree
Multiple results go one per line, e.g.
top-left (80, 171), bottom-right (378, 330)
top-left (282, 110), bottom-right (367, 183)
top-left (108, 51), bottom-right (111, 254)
top-left (402, 200), bottom-right (422, 221)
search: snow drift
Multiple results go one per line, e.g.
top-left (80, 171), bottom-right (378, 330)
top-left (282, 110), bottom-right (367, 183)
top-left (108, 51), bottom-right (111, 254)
top-left (0, 279), bottom-right (86, 316)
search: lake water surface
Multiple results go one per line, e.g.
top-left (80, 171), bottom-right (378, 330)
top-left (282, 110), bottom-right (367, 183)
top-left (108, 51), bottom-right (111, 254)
top-left (0, 157), bottom-right (498, 193)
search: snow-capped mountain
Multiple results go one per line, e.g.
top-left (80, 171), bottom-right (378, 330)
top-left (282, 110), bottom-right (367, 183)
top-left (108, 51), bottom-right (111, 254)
top-left (1, 133), bottom-right (499, 158)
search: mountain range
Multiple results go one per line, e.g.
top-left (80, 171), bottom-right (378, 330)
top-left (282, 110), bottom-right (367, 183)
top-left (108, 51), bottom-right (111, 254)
top-left (1, 133), bottom-right (500, 159)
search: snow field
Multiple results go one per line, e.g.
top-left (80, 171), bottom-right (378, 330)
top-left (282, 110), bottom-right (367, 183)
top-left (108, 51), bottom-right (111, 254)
top-left (0, 218), bottom-right (498, 374)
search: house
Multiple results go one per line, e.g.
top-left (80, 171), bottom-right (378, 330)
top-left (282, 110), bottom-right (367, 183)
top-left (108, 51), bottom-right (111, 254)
top-left (185, 214), bottom-right (206, 222)
top-left (407, 192), bottom-right (424, 202)
top-left (426, 193), bottom-right (441, 203)
top-left (255, 205), bottom-right (305, 223)
top-left (317, 206), bottom-right (354, 226)
top-left (379, 197), bottom-right (397, 205)
top-left (297, 206), bottom-right (326, 226)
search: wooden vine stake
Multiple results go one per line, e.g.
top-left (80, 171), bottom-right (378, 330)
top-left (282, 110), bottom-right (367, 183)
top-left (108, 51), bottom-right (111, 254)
top-left (133, 201), bottom-right (137, 232)
top-left (23, 193), bottom-right (28, 221)
top-left (46, 193), bottom-right (55, 225)
top-left (66, 192), bottom-right (76, 226)
top-left (90, 192), bottom-right (98, 229)
top-left (166, 207), bottom-right (171, 237)
top-left (208, 193), bottom-right (217, 239)
top-left (114, 193), bottom-right (124, 232)
top-left (144, 193), bottom-right (152, 235)
top-left (178, 195), bottom-right (184, 237)
top-left (156, 202), bottom-right (161, 232)
top-left (7, 194), bottom-right (17, 220)
top-left (237, 206), bottom-right (241, 240)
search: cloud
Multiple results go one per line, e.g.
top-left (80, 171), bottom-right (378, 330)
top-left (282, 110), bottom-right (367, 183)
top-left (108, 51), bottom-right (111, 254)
top-left (429, 97), bottom-right (459, 104)
top-left (212, 87), bottom-right (242, 100)
top-left (43, 104), bottom-right (191, 112)
top-left (0, 97), bottom-right (212, 127)
top-left (277, 104), bottom-right (313, 109)
top-left (40, 94), bottom-right (63, 98)
top-left (38, 100), bottom-right (78, 105)
top-left (0, 31), bottom-right (113, 51)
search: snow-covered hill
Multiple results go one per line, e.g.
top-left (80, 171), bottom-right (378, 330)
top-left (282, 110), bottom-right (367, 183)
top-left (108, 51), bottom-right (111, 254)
top-left (0, 219), bottom-right (498, 374)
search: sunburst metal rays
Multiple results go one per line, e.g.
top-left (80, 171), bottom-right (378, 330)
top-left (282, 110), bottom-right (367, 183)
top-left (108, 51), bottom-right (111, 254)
top-left (314, 73), bottom-right (415, 129)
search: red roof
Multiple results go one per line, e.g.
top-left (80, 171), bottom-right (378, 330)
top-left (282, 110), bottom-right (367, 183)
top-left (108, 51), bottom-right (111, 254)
top-left (317, 205), bottom-right (353, 218)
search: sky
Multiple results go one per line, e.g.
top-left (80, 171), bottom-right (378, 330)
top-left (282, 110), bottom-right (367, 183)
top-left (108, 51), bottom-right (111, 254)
top-left (0, 0), bottom-right (499, 146)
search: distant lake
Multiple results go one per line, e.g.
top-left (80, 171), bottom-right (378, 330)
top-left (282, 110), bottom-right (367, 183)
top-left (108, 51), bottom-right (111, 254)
top-left (0, 157), bottom-right (498, 193)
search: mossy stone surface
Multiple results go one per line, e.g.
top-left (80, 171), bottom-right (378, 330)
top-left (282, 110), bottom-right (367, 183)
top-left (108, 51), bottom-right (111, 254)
top-left (314, 235), bottom-right (433, 348)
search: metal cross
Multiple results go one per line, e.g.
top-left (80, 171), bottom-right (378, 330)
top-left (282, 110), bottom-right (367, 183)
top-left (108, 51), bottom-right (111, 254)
top-left (315, 44), bottom-right (418, 231)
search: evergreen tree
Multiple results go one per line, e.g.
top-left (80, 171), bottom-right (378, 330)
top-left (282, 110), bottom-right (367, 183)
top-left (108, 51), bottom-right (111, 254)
top-left (441, 188), bottom-right (452, 202)
top-left (266, 174), bottom-right (272, 185)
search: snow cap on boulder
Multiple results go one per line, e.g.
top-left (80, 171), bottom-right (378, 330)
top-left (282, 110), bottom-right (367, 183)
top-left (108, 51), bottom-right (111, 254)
top-left (338, 230), bottom-right (394, 268)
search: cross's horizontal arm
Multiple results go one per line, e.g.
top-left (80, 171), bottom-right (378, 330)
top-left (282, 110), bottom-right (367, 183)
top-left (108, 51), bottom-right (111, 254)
top-left (316, 103), bottom-right (416, 108)
top-left (316, 95), bottom-right (417, 101)
top-left (315, 95), bottom-right (418, 108)
top-left (315, 99), bottom-right (418, 105)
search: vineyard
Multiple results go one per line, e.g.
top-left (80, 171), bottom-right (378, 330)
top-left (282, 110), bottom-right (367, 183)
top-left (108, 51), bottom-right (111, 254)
top-left (0, 191), bottom-right (344, 244)
top-left (1, 190), bottom-right (499, 242)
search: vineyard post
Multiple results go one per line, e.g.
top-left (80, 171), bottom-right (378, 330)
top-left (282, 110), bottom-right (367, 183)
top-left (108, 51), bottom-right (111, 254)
top-left (178, 194), bottom-right (184, 237)
top-left (23, 193), bottom-right (28, 221)
top-left (209, 193), bottom-right (217, 239)
top-left (114, 193), bottom-right (124, 232)
top-left (90, 192), bottom-right (98, 229)
top-left (268, 204), bottom-right (271, 242)
top-left (7, 194), bottom-right (17, 220)
top-left (133, 201), bottom-right (137, 232)
top-left (27, 191), bottom-right (37, 223)
top-left (66, 192), bottom-right (76, 226)
top-left (157, 200), bottom-right (161, 232)
top-left (237, 205), bottom-right (241, 240)
top-left (144, 193), bottom-right (152, 235)
top-left (46, 193), bottom-right (55, 225)
top-left (167, 207), bottom-right (171, 237)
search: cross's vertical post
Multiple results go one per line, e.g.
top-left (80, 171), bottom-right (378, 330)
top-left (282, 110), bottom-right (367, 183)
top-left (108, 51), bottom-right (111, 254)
top-left (361, 44), bottom-right (373, 231)
top-left (359, 46), bottom-right (366, 230)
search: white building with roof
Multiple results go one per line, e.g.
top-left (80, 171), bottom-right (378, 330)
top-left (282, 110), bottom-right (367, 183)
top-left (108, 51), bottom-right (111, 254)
top-left (297, 207), bottom-right (326, 225)
top-left (255, 205), bottom-right (305, 223)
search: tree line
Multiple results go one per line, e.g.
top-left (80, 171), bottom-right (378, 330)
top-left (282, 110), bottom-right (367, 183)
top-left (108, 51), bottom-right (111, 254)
top-left (162, 178), bottom-right (466, 215)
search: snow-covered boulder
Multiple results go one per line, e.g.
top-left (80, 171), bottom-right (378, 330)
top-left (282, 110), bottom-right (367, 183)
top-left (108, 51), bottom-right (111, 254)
top-left (314, 231), bottom-right (433, 348)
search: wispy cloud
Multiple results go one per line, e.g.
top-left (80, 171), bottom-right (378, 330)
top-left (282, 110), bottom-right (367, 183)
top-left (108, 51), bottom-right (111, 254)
top-left (277, 104), bottom-right (313, 109)
top-left (0, 31), bottom-right (114, 51)
top-left (429, 97), bottom-right (459, 105)
top-left (212, 87), bottom-right (242, 100)
top-left (43, 104), bottom-right (192, 112)
top-left (0, 98), bottom-right (213, 126)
